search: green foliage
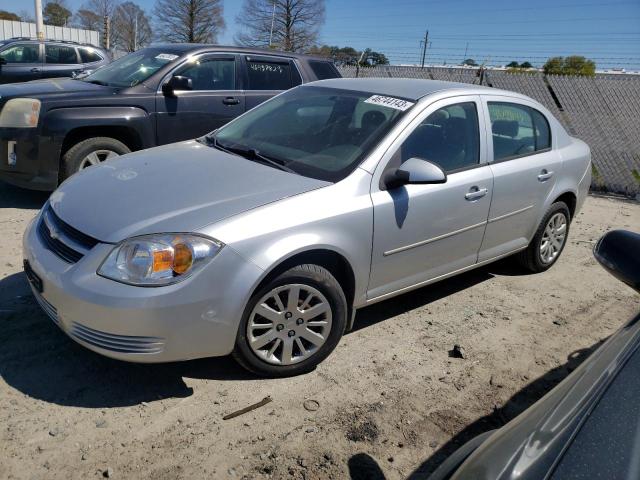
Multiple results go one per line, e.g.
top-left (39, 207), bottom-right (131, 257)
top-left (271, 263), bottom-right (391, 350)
top-left (44, 1), bottom-right (72, 27)
top-left (0, 10), bottom-right (21, 21)
top-left (632, 169), bottom-right (640, 185)
top-left (462, 58), bottom-right (478, 66)
top-left (543, 56), bottom-right (596, 76)
top-left (506, 61), bottom-right (519, 68)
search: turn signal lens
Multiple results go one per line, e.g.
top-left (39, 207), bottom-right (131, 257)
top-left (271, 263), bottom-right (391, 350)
top-left (152, 249), bottom-right (173, 272)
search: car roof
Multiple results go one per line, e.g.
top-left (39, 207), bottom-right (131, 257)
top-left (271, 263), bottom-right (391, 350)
top-left (148, 43), bottom-right (330, 61)
top-left (308, 77), bottom-right (520, 101)
top-left (1, 37), bottom-right (106, 50)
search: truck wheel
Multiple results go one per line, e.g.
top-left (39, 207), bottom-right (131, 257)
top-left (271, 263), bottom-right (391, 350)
top-left (61, 137), bottom-right (130, 182)
top-left (516, 201), bottom-right (570, 273)
top-left (233, 264), bottom-right (348, 377)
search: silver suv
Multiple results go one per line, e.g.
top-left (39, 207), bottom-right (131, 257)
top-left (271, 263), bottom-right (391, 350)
top-left (23, 78), bottom-right (591, 376)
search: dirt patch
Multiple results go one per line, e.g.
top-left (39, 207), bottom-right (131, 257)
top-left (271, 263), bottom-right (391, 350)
top-left (1, 182), bottom-right (639, 480)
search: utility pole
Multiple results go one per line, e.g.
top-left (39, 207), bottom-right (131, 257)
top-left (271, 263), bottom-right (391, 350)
top-left (134, 16), bottom-right (138, 51)
top-left (103, 16), bottom-right (110, 50)
top-left (463, 42), bottom-right (469, 60)
top-left (420, 30), bottom-right (429, 68)
top-left (34, 0), bottom-right (44, 40)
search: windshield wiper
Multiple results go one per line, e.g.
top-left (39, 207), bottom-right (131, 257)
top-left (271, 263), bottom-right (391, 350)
top-left (82, 79), bottom-right (109, 86)
top-left (208, 137), bottom-right (297, 174)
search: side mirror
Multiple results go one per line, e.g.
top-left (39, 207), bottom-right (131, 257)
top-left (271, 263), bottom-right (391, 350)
top-left (162, 75), bottom-right (192, 96)
top-left (382, 157), bottom-right (446, 190)
top-left (594, 230), bottom-right (640, 293)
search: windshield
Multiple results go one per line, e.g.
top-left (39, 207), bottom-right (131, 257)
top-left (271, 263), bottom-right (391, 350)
top-left (211, 86), bottom-right (413, 182)
top-left (80, 48), bottom-right (182, 88)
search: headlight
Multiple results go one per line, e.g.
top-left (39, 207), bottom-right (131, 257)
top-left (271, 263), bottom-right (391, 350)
top-left (0, 98), bottom-right (41, 128)
top-left (98, 234), bottom-right (223, 286)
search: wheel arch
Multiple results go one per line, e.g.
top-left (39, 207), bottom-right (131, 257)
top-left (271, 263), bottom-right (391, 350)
top-left (60, 125), bottom-right (144, 157)
top-left (552, 190), bottom-right (577, 221)
top-left (250, 248), bottom-right (358, 331)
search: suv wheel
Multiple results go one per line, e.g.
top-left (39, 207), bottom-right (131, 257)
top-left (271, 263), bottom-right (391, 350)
top-left (61, 137), bottom-right (130, 181)
top-left (516, 201), bottom-right (570, 272)
top-left (233, 264), bottom-right (347, 377)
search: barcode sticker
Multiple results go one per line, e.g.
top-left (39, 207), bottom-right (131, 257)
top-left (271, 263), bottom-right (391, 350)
top-left (364, 95), bottom-right (414, 111)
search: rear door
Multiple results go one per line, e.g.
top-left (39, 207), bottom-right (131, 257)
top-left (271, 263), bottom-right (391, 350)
top-left (44, 43), bottom-right (83, 78)
top-left (0, 42), bottom-right (43, 83)
top-left (478, 96), bottom-right (561, 261)
top-left (242, 55), bottom-right (303, 111)
top-left (155, 53), bottom-right (244, 145)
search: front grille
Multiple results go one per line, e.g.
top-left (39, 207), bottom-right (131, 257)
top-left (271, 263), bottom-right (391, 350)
top-left (37, 205), bottom-right (99, 263)
top-left (32, 287), bottom-right (60, 326)
top-left (69, 322), bottom-right (165, 354)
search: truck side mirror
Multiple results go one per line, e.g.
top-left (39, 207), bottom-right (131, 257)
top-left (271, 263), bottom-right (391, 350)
top-left (594, 230), bottom-right (640, 293)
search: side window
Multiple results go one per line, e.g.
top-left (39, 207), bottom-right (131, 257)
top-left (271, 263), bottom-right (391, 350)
top-left (308, 61), bottom-right (340, 80)
top-left (45, 45), bottom-right (79, 64)
top-left (399, 102), bottom-right (480, 173)
top-left (246, 58), bottom-right (298, 90)
top-left (488, 102), bottom-right (551, 161)
top-left (176, 58), bottom-right (236, 90)
top-left (0, 44), bottom-right (39, 63)
top-left (80, 48), bottom-right (103, 63)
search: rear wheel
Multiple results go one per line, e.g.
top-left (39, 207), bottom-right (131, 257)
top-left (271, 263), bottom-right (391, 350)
top-left (60, 137), bottom-right (130, 182)
top-left (516, 201), bottom-right (570, 272)
top-left (233, 264), bottom-right (347, 377)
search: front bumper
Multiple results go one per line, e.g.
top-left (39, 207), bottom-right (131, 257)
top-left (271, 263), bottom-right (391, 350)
top-left (0, 128), bottom-right (60, 191)
top-left (22, 216), bottom-right (264, 362)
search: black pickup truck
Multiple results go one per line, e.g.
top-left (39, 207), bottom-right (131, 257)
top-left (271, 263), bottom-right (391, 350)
top-left (0, 44), bottom-right (341, 190)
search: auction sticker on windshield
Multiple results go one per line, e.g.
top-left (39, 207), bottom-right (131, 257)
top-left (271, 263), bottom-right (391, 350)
top-left (155, 53), bottom-right (179, 61)
top-left (364, 95), bottom-right (414, 111)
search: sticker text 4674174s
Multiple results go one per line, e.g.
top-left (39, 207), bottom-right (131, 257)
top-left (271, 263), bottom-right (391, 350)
top-left (364, 95), bottom-right (415, 111)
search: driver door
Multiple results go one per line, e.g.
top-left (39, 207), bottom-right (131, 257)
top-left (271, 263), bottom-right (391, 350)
top-left (155, 54), bottom-right (244, 145)
top-left (368, 96), bottom-right (493, 301)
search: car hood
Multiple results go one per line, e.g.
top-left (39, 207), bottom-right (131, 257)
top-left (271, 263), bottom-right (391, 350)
top-left (49, 140), bottom-right (330, 243)
top-left (0, 78), bottom-right (111, 101)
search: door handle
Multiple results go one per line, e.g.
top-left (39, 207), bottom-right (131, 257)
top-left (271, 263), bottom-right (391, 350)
top-left (465, 187), bottom-right (488, 201)
top-left (30, 68), bottom-right (41, 73)
top-left (223, 97), bottom-right (240, 105)
top-left (537, 170), bottom-right (554, 182)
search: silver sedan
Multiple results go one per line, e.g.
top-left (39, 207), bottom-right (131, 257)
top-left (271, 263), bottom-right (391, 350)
top-left (23, 78), bottom-right (591, 376)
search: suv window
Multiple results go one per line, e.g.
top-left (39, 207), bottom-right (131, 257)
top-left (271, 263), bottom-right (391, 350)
top-left (488, 102), bottom-right (551, 161)
top-left (399, 102), bottom-right (480, 173)
top-left (45, 44), bottom-right (79, 64)
top-left (176, 58), bottom-right (235, 90)
top-left (0, 44), bottom-right (39, 63)
top-left (308, 61), bottom-right (340, 80)
top-left (80, 48), bottom-right (103, 63)
top-left (246, 57), bottom-right (301, 90)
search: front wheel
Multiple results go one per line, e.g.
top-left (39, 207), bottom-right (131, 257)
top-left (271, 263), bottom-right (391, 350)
top-left (233, 264), bottom-right (347, 377)
top-left (516, 201), bottom-right (570, 272)
top-left (60, 137), bottom-right (130, 182)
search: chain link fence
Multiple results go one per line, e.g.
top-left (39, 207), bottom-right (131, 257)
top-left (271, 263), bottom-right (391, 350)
top-left (338, 65), bottom-right (640, 196)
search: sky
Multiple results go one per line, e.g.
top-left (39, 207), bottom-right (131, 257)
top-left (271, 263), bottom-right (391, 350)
top-left (3, 0), bottom-right (640, 70)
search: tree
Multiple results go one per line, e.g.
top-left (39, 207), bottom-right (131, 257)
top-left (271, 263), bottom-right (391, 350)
top-left (44, 0), bottom-right (72, 26)
top-left (543, 56), bottom-right (595, 76)
top-left (0, 10), bottom-right (21, 21)
top-left (75, 9), bottom-right (102, 31)
top-left (308, 45), bottom-right (389, 66)
top-left (365, 49), bottom-right (389, 66)
top-left (520, 61), bottom-right (533, 69)
top-left (155, 0), bottom-right (225, 43)
top-left (112, 2), bottom-right (151, 52)
top-left (506, 61), bottom-right (519, 68)
top-left (462, 58), bottom-right (478, 66)
top-left (236, 0), bottom-right (325, 52)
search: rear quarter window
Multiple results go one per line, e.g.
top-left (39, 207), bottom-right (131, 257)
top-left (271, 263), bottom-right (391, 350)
top-left (308, 61), bottom-right (341, 80)
top-left (80, 48), bottom-right (103, 63)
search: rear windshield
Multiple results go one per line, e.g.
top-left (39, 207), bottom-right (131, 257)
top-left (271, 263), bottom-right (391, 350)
top-left (308, 61), bottom-right (341, 80)
top-left (212, 86), bottom-right (413, 182)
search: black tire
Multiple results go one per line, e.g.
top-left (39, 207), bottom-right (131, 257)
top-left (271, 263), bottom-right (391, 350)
top-left (233, 264), bottom-right (347, 377)
top-left (60, 137), bottom-right (130, 182)
top-left (516, 201), bottom-right (571, 273)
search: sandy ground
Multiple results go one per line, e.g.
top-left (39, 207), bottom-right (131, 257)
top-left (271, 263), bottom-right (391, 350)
top-left (1, 182), bottom-right (639, 480)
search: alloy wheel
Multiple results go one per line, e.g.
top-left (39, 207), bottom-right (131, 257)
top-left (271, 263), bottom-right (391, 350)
top-left (79, 149), bottom-right (119, 170)
top-left (247, 284), bottom-right (333, 365)
top-left (540, 212), bottom-right (567, 264)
